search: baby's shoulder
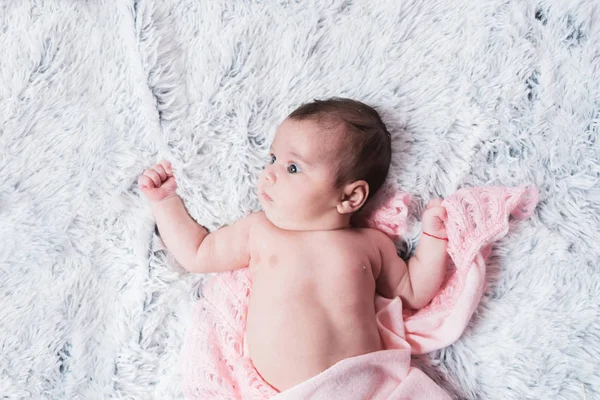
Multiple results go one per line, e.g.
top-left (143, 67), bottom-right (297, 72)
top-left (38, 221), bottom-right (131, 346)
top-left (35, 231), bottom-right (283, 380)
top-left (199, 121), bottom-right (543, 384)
top-left (349, 226), bottom-right (388, 242)
top-left (241, 211), bottom-right (269, 229)
top-left (225, 211), bottom-right (268, 235)
top-left (337, 227), bottom-right (387, 250)
top-left (351, 227), bottom-right (398, 254)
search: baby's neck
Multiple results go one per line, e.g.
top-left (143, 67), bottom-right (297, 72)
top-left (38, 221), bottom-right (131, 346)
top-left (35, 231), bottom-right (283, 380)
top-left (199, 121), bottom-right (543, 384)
top-left (271, 213), bottom-right (352, 232)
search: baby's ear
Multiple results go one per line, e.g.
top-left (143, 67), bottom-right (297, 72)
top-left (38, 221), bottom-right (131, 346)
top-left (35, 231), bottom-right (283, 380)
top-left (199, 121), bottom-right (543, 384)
top-left (337, 180), bottom-right (369, 215)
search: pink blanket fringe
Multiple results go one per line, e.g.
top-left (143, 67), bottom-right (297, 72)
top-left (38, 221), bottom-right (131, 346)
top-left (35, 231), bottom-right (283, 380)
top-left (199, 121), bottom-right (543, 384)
top-left (181, 185), bottom-right (539, 399)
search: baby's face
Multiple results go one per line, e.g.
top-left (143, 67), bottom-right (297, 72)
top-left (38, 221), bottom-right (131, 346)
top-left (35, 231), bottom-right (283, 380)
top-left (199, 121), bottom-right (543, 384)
top-left (257, 118), bottom-right (344, 230)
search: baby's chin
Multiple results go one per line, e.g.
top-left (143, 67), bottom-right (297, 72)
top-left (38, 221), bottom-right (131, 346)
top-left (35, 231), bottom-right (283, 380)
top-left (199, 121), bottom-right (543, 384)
top-left (260, 203), bottom-right (302, 231)
top-left (261, 205), bottom-right (287, 229)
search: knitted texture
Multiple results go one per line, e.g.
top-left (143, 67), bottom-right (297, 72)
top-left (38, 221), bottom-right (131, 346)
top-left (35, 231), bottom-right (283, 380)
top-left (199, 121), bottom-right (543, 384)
top-left (181, 185), bottom-right (538, 399)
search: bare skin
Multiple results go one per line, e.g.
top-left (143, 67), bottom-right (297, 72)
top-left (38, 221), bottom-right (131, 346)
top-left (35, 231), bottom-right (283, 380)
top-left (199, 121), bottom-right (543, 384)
top-left (139, 118), bottom-right (449, 392)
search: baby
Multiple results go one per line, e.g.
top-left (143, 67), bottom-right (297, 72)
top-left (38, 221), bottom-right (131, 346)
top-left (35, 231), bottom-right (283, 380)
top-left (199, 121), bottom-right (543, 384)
top-left (138, 98), bottom-right (449, 392)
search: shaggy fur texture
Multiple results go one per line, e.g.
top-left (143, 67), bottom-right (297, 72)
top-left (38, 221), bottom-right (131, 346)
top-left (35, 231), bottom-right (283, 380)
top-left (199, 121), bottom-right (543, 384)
top-left (1, 0), bottom-right (598, 398)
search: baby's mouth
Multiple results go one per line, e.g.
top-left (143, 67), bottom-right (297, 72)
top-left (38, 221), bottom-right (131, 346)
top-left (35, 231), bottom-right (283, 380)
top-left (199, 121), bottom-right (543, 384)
top-left (260, 191), bottom-right (273, 202)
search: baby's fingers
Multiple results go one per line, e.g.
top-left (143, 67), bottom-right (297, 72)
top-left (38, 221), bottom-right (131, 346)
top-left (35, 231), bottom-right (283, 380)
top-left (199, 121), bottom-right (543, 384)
top-left (430, 207), bottom-right (447, 223)
top-left (144, 168), bottom-right (162, 187)
top-left (138, 175), bottom-right (154, 189)
top-left (159, 160), bottom-right (174, 176)
top-left (153, 164), bottom-right (168, 181)
top-left (438, 207), bottom-right (448, 221)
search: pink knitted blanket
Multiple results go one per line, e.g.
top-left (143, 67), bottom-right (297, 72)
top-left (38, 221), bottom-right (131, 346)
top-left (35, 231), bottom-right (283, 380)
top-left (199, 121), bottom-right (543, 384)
top-left (181, 185), bottom-right (538, 399)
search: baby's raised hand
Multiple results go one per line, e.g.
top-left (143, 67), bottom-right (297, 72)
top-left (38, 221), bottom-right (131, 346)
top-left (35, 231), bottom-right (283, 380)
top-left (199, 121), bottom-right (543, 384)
top-left (421, 199), bottom-right (448, 239)
top-left (138, 160), bottom-right (178, 204)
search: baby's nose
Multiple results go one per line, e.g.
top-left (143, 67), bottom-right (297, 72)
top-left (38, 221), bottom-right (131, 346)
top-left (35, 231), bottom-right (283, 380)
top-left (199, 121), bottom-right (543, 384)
top-left (265, 169), bottom-right (276, 183)
top-left (264, 164), bottom-right (277, 183)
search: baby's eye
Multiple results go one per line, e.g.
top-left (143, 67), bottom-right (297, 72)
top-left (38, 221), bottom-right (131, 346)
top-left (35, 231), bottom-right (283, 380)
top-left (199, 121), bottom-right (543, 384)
top-left (269, 154), bottom-right (276, 164)
top-left (287, 163), bottom-right (301, 174)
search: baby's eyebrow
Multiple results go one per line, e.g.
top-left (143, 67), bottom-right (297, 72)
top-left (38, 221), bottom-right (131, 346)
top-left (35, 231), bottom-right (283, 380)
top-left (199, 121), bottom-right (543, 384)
top-left (290, 151), bottom-right (313, 166)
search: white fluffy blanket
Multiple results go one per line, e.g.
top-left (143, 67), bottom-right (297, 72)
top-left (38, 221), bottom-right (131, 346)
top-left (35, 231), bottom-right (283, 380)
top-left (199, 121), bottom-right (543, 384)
top-left (0, 0), bottom-right (598, 399)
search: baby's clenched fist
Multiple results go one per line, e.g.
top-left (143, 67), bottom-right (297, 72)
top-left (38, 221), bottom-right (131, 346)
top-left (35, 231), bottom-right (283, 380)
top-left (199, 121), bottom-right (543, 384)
top-left (138, 160), bottom-right (178, 204)
top-left (421, 198), bottom-right (448, 239)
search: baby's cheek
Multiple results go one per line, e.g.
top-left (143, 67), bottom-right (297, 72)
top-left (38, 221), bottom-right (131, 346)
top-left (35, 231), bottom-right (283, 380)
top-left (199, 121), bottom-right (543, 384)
top-left (303, 193), bottom-right (326, 216)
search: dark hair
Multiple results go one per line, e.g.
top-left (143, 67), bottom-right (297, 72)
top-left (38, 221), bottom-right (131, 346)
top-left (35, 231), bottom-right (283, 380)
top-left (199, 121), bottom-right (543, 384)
top-left (288, 97), bottom-right (391, 200)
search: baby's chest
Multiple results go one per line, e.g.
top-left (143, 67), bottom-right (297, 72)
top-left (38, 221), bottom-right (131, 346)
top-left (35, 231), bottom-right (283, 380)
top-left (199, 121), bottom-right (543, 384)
top-left (250, 237), bottom-right (374, 295)
top-left (252, 235), bottom-right (364, 271)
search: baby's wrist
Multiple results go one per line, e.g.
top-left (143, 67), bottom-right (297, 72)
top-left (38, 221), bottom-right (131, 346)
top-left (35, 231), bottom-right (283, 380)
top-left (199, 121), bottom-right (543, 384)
top-left (422, 231), bottom-right (448, 241)
top-left (150, 194), bottom-right (180, 210)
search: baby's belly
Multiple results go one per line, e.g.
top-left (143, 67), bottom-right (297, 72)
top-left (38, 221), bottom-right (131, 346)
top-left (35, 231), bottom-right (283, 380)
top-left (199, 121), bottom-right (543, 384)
top-left (245, 269), bottom-right (382, 392)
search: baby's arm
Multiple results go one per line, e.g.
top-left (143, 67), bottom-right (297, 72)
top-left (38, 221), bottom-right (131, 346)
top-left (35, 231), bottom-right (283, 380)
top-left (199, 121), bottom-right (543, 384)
top-left (139, 160), bottom-right (255, 273)
top-left (151, 197), bottom-right (256, 273)
top-left (375, 199), bottom-right (449, 309)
